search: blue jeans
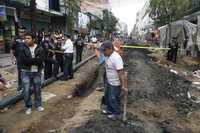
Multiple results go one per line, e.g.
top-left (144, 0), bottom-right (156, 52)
top-left (21, 71), bottom-right (42, 108)
top-left (105, 83), bottom-right (121, 115)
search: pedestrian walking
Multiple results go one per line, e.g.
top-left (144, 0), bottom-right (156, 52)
top-left (100, 40), bottom-right (128, 120)
top-left (60, 34), bottom-right (74, 81)
top-left (19, 32), bottom-right (45, 115)
top-left (10, 26), bottom-right (26, 91)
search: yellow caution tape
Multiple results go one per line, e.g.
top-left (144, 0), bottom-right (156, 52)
top-left (122, 45), bottom-right (170, 50)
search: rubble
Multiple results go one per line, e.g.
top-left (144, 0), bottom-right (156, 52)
top-left (170, 69), bottom-right (178, 75)
top-left (126, 49), bottom-right (199, 115)
top-left (192, 70), bottom-right (200, 78)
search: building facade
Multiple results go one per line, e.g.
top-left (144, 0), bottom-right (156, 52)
top-left (0, 0), bottom-right (64, 52)
top-left (133, 0), bottom-right (154, 41)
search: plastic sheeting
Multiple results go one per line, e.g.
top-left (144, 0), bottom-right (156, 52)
top-left (159, 20), bottom-right (197, 56)
top-left (159, 20), bottom-right (197, 48)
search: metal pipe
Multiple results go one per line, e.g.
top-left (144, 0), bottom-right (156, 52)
top-left (0, 54), bottom-right (96, 109)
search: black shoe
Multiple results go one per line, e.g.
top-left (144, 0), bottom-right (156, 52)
top-left (69, 76), bottom-right (73, 79)
top-left (60, 77), bottom-right (68, 81)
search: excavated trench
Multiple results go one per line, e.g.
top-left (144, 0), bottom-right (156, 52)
top-left (66, 49), bottom-right (200, 133)
top-left (1, 49), bottom-right (200, 133)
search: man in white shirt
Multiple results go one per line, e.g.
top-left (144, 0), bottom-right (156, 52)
top-left (100, 40), bottom-right (128, 120)
top-left (61, 34), bottom-right (74, 81)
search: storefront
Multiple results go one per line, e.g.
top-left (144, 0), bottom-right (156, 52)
top-left (0, 5), bottom-right (16, 52)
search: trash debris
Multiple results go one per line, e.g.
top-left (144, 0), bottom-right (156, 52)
top-left (170, 69), bottom-right (178, 75)
top-left (192, 82), bottom-right (200, 85)
top-left (42, 92), bottom-right (56, 102)
top-left (48, 129), bottom-right (59, 133)
top-left (192, 70), bottom-right (200, 78)
top-left (187, 92), bottom-right (191, 99)
top-left (67, 95), bottom-right (73, 99)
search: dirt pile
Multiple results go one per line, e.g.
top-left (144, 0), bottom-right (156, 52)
top-left (155, 68), bottom-right (198, 114)
top-left (67, 111), bottom-right (146, 133)
top-left (125, 49), bottom-right (199, 115)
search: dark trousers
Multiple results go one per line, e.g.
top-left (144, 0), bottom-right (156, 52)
top-left (44, 58), bottom-right (59, 80)
top-left (171, 49), bottom-right (178, 63)
top-left (21, 71), bottom-right (42, 108)
top-left (16, 58), bottom-right (22, 90)
top-left (167, 49), bottom-right (172, 61)
top-left (63, 53), bottom-right (73, 79)
top-left (105, 83), bottom-right (121, 115)
top-left (56, 56), bottom-right (64, 74)
top-left (76, 47), bottom-right (83, 64)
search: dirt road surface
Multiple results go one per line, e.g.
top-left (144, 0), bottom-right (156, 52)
top-left (1, 49), bottom-right (200, 133)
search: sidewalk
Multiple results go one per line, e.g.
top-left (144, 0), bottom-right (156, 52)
top-left (0, 48), bottom-right (95, 100)
top-left (0, 58), bottom-right (98, 133)
top-left (0, 53), bottom-right (12, 68)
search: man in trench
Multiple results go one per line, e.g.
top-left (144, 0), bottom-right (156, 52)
top-left (100, 40), bottom-right (128, 120)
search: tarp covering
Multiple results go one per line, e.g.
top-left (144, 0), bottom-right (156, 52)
top-left (159, 20), bottom-right (197, 56)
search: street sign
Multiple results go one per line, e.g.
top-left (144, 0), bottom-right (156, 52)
top-left (0, 6), bottom-right (7, 22)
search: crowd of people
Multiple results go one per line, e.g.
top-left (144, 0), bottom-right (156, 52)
top-left (5, 25), bottom-right (128, 121)
top-left (10, 26), bottom-right (85, 114)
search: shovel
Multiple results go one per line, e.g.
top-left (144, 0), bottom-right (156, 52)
top-left (123, 71), bottom-right (128, 122)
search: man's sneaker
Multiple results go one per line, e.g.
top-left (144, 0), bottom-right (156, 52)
top-left (107, 114), bottom-right (121, 120)
top-left (37, 106), bottom-right (44, 112)
top-left (25, 108), bottom-right (32, 115)
top-left (102, 109), bottom-right (112, 115)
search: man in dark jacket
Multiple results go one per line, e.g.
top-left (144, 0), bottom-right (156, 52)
top-left (75, 34), bottom-right (84, 64)
top-left (20, 32), bottom-right (45, 115)
top-left (171, 37), bottom-right (179, 63)
top-left (54, 36), bottom-right (64, 74)
top-left (10, 26), bottom-right (26, 91)
top-left (42, 35), bottom-right (58, 80)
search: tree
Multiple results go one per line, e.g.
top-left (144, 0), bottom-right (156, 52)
top-left (61, 0), bottom-right (80, 33)
top-left (149, 0), bottom-right (190, 27)
top-left (103, 9), bottom-right (118, 39)
top-left (149, 0), bottom-right (190, 43)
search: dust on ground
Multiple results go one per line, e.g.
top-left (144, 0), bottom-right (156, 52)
top-left (1, 48), bottom-right (200, 133)
top-left (61, 49), bottom-right (200, 133)
top-left (0, 58), bottom-right (98, 133)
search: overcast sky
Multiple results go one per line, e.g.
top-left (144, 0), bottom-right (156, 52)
top-left (110, 0), bottom-right (147, 33)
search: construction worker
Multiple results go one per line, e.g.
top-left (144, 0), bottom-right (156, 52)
top-left (100, 40), bottom-right (128, 120)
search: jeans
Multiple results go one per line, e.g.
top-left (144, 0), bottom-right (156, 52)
top-left (63, 53), bottom-right (73, 79)
top-left (21, 71), bottom-right (42, 108)
top-left (105, 83), bottom-right (121, 115)
top-left (16, 58), bottom-right (22, 90)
